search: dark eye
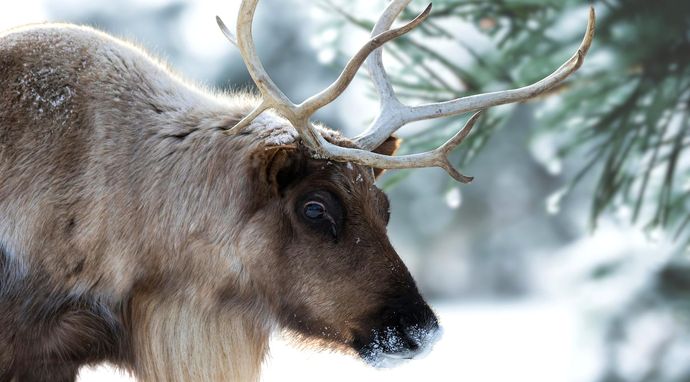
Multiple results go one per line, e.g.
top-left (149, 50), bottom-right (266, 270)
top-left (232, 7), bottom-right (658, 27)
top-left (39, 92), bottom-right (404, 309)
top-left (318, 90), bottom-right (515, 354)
top-left (304, 201), bottom-right (326, 219)
top-left (296, 191), bottom-right (343, 241)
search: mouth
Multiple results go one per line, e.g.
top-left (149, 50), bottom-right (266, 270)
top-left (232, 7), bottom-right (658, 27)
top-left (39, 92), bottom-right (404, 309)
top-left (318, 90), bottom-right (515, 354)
top-left (357, 323), bottom-right (443, 368)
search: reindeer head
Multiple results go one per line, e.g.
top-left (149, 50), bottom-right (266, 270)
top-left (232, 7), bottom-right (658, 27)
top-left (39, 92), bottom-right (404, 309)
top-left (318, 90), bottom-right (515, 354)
top-left (235, 123), bottom-right (439, 366)
top-left (218, 0), bottom-right (595, 367)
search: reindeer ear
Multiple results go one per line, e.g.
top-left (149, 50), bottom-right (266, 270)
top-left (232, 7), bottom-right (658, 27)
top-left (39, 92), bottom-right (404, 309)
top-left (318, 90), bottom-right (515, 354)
top-left (252, 145), bottom-right (304, 196)
top-left (371, 136), bottom-right (401, 179)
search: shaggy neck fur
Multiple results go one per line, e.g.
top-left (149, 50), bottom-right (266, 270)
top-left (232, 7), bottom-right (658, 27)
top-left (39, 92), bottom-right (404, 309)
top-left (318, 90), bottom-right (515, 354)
top-left (131, 295), bottom-right (271, 382)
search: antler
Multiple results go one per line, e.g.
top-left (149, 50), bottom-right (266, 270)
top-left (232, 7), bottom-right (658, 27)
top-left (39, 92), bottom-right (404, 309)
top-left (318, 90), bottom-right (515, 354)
top-left (218, 0), bottom-right (431, 149)
top-left (354, 2), bottom-right (596, 151)
top-left (217, 1), bottom-right (596, 183)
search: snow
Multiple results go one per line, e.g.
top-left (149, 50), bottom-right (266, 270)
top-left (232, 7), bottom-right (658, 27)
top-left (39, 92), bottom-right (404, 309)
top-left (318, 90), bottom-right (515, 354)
top-left (78, 365), bottom-right (134, 382)
top-left (444, 188), bottom-right (462, 209)
top-left (17, 67), bottom-right (75, 123)
top-left (77, 300), bottom-right (594, 382)
top-left (247, 113), bottom-right (298, 146)
top-left (264, 301), bottom-right (592, 382)
top-left (545, 187), bottom-right (568, 215)
top-left (529, 131), bottom-right (563, 175)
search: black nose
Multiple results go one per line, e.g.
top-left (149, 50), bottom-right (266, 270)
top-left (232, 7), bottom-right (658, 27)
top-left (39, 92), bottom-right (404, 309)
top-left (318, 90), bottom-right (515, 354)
top-left (355, 300), bottom-right (441, 367)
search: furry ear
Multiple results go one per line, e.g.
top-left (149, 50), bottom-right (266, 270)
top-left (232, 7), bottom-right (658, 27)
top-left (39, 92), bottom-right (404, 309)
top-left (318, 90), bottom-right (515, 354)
top-left (371, 136), bottom-right (401, 179)
top-left (251, 145), bottom-right (304, 196)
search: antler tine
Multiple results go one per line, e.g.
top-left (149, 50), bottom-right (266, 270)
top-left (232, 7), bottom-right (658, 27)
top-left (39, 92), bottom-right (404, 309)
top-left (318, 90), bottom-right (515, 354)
top-left (313, 110), bottom-right (483, 183)
top-left (297, 3), bottom-right (431, 116)
top-left (233, 0), bottom-right (297, 121)
top-left (364, 0), bottom-right (410, 120)
top-left (291, 3), bottom-right (430, 150)
top-left (354, 6), bottom-right (597, 150)
top-left (216, 16), bottom-right (238, 47)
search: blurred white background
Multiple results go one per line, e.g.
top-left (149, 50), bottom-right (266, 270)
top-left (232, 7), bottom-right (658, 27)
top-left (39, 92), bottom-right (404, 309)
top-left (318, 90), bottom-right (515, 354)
top-left (2, 1), bottom-right (686, 381)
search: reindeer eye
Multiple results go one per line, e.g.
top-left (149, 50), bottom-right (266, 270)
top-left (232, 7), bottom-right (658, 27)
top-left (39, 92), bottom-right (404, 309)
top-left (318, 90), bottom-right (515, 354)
top-left (297, 191), bottom-right (343, 241)
top-left (304, 201), bottom-right (326, 219)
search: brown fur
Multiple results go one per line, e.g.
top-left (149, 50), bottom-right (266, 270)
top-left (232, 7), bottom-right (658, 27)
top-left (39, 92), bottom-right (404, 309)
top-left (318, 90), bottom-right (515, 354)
top-left (0, 23), bottom-right (437, 381)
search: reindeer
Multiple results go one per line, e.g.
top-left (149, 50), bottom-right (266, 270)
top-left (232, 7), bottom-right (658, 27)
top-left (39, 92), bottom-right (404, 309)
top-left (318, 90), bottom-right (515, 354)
top-left (0, 0), bottom-right (595, 380)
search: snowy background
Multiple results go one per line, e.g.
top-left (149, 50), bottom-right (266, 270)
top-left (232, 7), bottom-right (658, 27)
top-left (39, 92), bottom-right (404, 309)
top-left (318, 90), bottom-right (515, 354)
top-left (2, 1), bottom-right (686, 381)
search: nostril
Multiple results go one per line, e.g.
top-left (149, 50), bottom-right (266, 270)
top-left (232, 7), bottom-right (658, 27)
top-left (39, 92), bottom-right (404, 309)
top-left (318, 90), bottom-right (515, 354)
top-left (403, 332), bottom-right (421, 351)
top-left (402, 320), bottom-right (442, 356)
top-left (403, 326), bottom-right (424, 348)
